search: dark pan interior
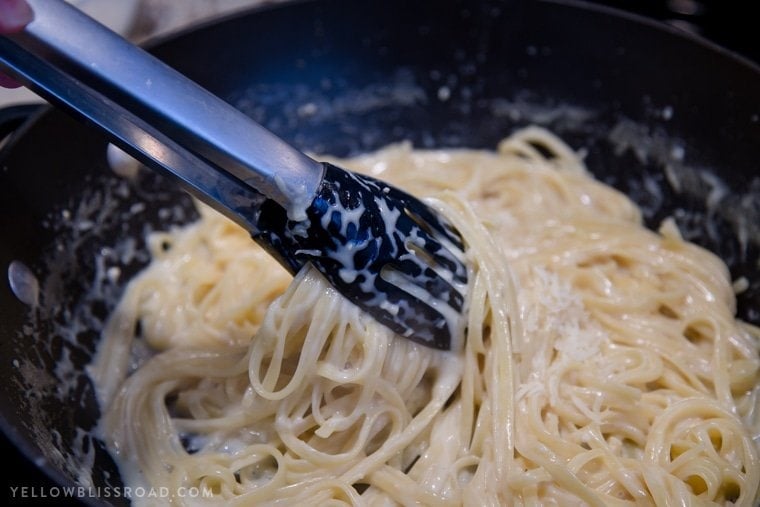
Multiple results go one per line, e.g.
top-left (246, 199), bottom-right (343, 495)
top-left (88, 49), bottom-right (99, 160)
top-left (1, 0), bottom-right (758, 504)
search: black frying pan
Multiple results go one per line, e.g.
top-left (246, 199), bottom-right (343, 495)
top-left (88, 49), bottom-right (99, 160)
top-left (1, 0), bottom-right (758, 505)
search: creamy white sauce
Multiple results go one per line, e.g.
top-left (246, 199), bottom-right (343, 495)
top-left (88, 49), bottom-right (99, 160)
top-left (8, 260), bottom-right (39, 306)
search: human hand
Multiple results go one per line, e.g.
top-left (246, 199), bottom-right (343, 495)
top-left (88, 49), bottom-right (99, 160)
top-left (0, 0), bottom-right (34, 88)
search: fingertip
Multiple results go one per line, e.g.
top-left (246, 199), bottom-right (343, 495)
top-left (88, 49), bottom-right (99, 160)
top-left (0, 0), bottom-right (35, 33)
top-left (0, 73), bottom-right (23, 88)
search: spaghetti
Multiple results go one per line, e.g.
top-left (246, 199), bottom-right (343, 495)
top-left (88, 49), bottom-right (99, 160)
top-left (90, 128), bottom-right (760, 506)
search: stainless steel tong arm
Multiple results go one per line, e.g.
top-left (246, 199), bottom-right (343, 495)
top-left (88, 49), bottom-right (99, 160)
top-left (0, 0), bottom-right (324, 216)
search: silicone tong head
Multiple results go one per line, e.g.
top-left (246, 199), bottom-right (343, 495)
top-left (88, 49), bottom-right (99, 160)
top-left (250, 163), bottom-right (469, 350)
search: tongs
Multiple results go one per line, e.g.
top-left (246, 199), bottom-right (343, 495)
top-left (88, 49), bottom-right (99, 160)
top-left (0, 0), bottom-right (468, 350)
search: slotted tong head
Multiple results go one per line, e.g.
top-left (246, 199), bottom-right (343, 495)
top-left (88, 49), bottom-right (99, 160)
top-left (0, 0), bottom-right (468, 350)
